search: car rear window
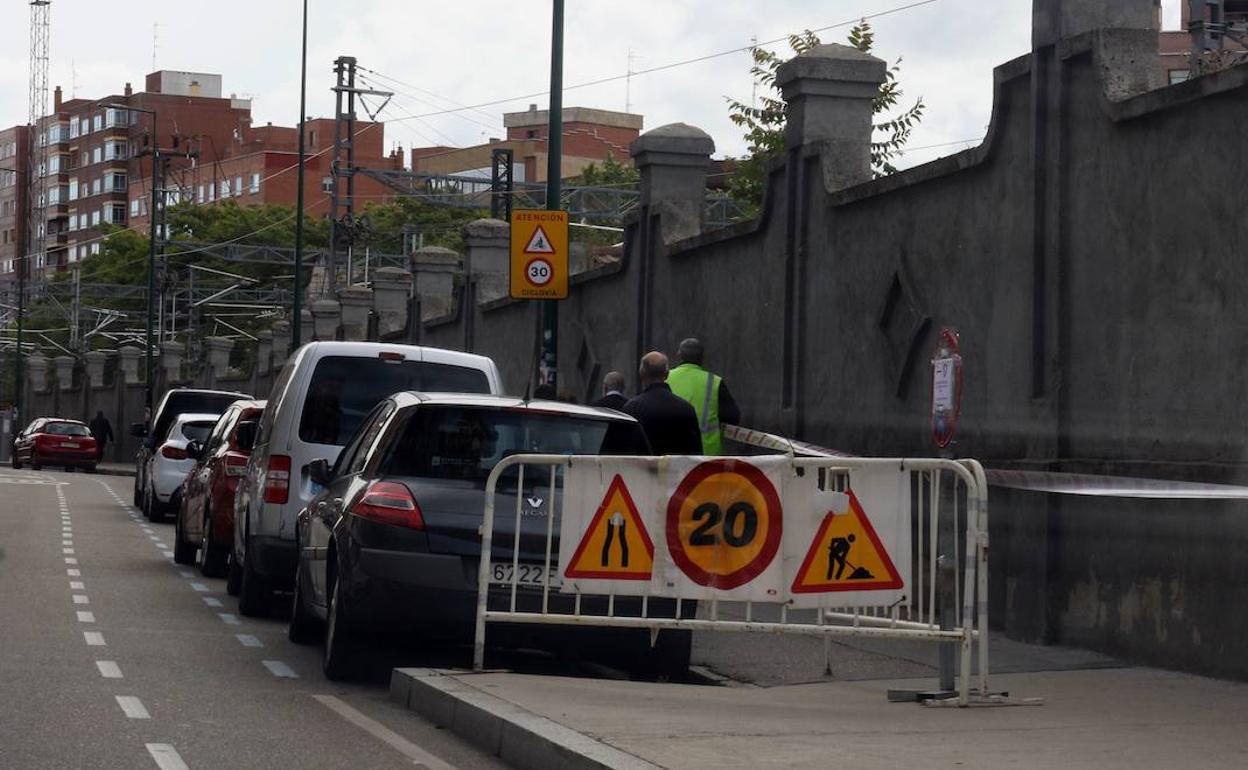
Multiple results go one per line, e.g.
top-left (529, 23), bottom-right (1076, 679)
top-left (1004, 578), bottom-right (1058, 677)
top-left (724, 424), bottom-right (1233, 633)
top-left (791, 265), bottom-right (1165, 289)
top-left (181, 421), bottom-right (216, 444)
top-left (156, 392), bottom-right (247, 442)
top-left (299, 356), bottom-right (491, 447)
top-left (45, 422), bottom-right (91, 437)
top-left (380, 406), bottom-right (650, 482)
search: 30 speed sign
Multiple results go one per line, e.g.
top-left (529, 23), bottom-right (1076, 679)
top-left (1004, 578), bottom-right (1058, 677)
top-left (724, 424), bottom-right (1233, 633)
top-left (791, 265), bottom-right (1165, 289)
top-left (509, 209), bottom-right (568, 299)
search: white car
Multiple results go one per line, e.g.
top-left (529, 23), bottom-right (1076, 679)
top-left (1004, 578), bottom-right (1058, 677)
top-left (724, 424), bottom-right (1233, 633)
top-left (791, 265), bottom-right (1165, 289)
top-left (230, 341), bottom-right (504, 615)
top-left (144, 412), bottom-right (220, 522)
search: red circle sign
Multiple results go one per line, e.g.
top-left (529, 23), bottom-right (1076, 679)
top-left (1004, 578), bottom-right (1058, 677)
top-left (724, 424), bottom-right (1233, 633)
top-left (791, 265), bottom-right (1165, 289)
top-left (525, 257), bottom-right (554, 287)
top-left (665, 459), bottom-right (783, 589)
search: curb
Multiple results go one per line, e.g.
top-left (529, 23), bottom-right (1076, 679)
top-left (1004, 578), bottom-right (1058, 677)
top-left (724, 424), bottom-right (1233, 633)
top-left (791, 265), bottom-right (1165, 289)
top-left (389, 668), bottom-right (663, 770)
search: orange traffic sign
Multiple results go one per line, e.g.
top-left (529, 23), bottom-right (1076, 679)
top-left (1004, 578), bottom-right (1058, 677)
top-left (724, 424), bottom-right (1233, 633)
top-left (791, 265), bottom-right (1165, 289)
top-left (564, 475), bottom-right (654, 580)
top-left (510, 209), bottom-right (569, 299)
top-left (791, 489), bottom-right (902, 594)
top-left (665, 460), bottom-right (782, 590)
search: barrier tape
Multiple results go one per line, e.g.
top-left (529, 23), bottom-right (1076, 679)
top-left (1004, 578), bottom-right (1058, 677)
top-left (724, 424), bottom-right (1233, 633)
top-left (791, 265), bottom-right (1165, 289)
top-left (722, 425), bottom-right (1248, 500)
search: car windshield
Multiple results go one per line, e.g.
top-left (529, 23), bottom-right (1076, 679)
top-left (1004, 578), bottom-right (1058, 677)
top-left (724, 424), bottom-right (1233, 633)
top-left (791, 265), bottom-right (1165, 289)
top-left (299, 356), bottom-right (491, 447)
top-left (381, 406), bottom-right (650, 482)
top-left (180, 421), bottom-right (216, 444)
top-left (44, 422), bottom-right (90, 437)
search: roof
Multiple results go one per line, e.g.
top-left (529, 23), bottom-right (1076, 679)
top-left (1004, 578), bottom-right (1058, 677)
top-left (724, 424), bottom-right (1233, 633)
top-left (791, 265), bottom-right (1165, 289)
top-left (170, 412), bottom-right (221, 426)
top-left (296, 341), bottom-right (496, 368)
top-left (168, 387), bottom-right (252, 398)
top-left (392, 392), bottom-right (638, 422)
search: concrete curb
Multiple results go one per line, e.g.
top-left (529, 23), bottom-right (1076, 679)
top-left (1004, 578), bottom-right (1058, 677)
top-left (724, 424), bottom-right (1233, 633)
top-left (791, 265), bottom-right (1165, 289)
top-left (96, 466), bottom-right (136, 478)
top-left (389, 668), bottom-right (663, 770)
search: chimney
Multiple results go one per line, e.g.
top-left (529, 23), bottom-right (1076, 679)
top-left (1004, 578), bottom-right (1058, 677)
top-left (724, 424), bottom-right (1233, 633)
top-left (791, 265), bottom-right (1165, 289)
top-left (124, 82), bottom-right (133, 97)
top-left (529, 103), bottom-right (537, 112)
top-left (53, 86), bottom-right (62, 110)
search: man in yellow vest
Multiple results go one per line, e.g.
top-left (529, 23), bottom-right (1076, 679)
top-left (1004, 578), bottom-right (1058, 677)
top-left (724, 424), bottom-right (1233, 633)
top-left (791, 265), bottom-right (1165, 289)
top-left (667, 338), bottom-right (741, 455)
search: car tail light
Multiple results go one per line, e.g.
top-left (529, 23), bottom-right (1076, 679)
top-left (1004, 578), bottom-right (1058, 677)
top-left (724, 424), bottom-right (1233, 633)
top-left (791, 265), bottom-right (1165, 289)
top-left (160, 444), bottom-right (189, 460)
top-left (224, 452), bottom-right (248, 477)
top-left (264, 455), bottom-right (291, 504)
top-left (348, 481), bottom-right (424, 530)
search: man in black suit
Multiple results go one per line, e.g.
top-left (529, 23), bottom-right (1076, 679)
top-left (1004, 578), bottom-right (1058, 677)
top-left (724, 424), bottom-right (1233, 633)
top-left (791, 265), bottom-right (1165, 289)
top-left (622, 352), bottom-right (702, 456)
top-left (591, 371), bottom-right (628, 411)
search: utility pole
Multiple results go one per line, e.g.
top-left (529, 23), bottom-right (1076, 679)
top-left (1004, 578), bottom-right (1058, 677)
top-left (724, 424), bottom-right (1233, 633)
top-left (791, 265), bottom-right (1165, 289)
top-left (21, 0), bottom-right (52, 422)
top-left (145, 145), bottom-right (162, 412)
top-left (541, 0), bottom-right (564, 388)
top-left (292, 0), bottom-right (308, 348)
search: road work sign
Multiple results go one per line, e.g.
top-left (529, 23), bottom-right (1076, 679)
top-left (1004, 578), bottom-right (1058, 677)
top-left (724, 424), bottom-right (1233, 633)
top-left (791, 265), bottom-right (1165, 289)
top-left (563, 474), bottom-right (654, 581)
top-left (790, 489), bottom-right (903, 595)
top-left (510, 209), bottom-right (569, 300)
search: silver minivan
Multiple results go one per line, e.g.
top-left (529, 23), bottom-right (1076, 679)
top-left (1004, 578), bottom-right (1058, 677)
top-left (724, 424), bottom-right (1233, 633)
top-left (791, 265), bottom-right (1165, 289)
top-left (229, 341), bottom-right (504, 615)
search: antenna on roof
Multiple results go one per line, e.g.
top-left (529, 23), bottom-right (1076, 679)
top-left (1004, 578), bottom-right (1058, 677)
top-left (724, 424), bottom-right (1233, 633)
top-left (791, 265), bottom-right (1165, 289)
top-left (152, 22), bottom-right (161, 72)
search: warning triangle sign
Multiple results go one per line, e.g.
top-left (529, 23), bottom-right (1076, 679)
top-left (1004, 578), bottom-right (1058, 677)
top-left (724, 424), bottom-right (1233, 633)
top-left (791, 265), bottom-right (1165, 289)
top-left (564, 474), bottom-right (654, 580)
top-left (791, 490), bottom-right (902, 593)
top-left (524, 225), bottom-right (556, 254)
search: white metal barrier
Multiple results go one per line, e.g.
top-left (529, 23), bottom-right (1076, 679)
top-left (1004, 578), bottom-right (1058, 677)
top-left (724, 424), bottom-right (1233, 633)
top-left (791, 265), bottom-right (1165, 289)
top-left (473, 454), bottom-right (989, 705)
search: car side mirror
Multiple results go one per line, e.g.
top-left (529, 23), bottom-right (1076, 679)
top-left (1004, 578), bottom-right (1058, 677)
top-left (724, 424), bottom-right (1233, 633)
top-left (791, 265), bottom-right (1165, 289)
top-left (308, 458), bottom-right (332, 487)
top-left (129, 422), bottom-right (148, 438)
top-left (186, 441), bottom-right (204, 461)
top-left (235, 422), bottom-right (257, 452)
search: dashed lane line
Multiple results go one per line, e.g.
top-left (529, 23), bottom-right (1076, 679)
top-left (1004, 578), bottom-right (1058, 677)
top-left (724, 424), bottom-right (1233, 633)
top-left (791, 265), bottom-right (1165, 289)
top-left (262, 660), bottom-right (299, 679)
top-left (96, 661), bottom-right (123, 679)
top-left (146, 744), bottom-right (190, 770)
top-left (70, 581), bottom-right (85, 590)
top-left (203, 597), bottom-right (223, 608)
top-left (76, 611), bottom-right (95, 623)
top-left (115, 696), bottom-right (151, 720)
top-left (218, 613), bottom-right (240, 625)
top-left (72, 595), bottom-right (89, 605)
top-left (83, 631), bottom-right (106, 646)
top-left (67, 568), bottom-right (81, 577)
top-left (235, 634), bottom-right (263, 648)
top-left (189, 583), bottom-right (209, 592)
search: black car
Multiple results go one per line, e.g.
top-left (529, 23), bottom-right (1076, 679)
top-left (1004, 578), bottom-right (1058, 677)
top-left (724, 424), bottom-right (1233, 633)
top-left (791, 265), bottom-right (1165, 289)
top-left (288, 392), bottom-right (693, 679)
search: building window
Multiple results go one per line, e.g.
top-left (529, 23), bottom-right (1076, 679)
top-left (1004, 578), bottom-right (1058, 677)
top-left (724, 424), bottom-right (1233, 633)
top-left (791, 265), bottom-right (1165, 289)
top-left (130, 199), bottom-right (139, 217)
top-left (80, 150), bottom-right (89, 167)
top-left (105, 109), bottom-right (130, 128)
top-left (220, 179), bottom-right (231, 198)
top-left (197, 185), bottom-right (205, 204)
top-left (235, 176), bottom-right (243, 197)
top-left (92, 178), bottom-right (101, 196)
top-left (108, 172), bottom-right (127, 192)
top-left (80, 118), bottom-right (89, 136)
top-left (321, 176), bottom-right (333, 193)
top-left (92, 147), bottom-right (102, 164)
top-left (1169, 69), bottom-right (1190, 86)
top-left (108, 203), bottom-right (126, 224)
top-left (68, 179), bottom-right (78, 200)
top-left (249, 172), bottom-right (260, 194)
top-left (106, 142), bottom-right (127, 161)
top-left (70, 120), bottom-right (79, 139)
top-left (91, 211), bottom-right (100, 226)
top-left (90, 243), bottom-right (100, 256)
top-left (93, 114), bottom-right (103, 132)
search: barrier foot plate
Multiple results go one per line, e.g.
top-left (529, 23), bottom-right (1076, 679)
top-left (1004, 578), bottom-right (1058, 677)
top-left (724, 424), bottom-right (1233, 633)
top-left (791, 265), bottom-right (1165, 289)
top-left (921, 692), bottom-right (1046, 708)
top-left (887, 689), bottom-right (959, 703)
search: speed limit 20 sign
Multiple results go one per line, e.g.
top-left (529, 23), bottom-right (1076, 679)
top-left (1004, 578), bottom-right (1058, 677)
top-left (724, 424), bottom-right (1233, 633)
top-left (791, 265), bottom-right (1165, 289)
top-left (510, 209), bottom-right (569, 300)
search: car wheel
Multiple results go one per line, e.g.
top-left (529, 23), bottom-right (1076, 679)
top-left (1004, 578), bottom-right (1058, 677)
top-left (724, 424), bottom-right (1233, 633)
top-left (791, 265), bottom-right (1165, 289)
top-left (288, 565), bottom-right (320, 645)
top-left (237, 538), bottom-right (270, 617)
top-left (322, 569), bottom-right (357, 681)
top-left (132, 477), bottom-right (142, 506)
top-left (199, 513), bottom-right (228, 578)
top-left (30, 458), bottom-right (41, 471)
top-left (65, 466), bottom-right (74, 473)
top-left (225, 551), bottom-right (242, 596)
top-left (11, 455), bottom-right (21, 470)
top-left (144, 487), bottom-right (161, 523)
top-left (85, 465), bottom-right (97, 474)
top-left (173, 512), bottom-right (196, 565)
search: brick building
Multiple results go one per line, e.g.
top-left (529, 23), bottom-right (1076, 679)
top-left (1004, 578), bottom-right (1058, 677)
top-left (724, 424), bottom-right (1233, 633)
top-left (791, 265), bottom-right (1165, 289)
top-left (1160, 1), bottom-right (1248, 83)
top-left (411, 105), bottom-right (643, 183)
top-left (0, 126), bottom-right (30, 279)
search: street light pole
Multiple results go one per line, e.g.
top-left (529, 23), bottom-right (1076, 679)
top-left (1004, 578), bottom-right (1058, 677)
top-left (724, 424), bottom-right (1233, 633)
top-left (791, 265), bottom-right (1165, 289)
top-left (145, 144), bottom-right (160, 413)
top-left (292, 0), bottom-right (308, 349)
top-left (541, 0), bottom-right (564, 388)
top-left (2, 164), bottom-right (27, 423)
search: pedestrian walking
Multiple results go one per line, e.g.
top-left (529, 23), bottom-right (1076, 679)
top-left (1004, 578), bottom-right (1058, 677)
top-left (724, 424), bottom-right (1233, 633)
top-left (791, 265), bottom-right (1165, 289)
top-left (88, 410), bottom-right (114, 462)
top-left (591, 371), bottom-right (629, 411)
top-left (622, 352), bottom-right (702, 456)
top-left (667, 338), bottom-right (742, 456)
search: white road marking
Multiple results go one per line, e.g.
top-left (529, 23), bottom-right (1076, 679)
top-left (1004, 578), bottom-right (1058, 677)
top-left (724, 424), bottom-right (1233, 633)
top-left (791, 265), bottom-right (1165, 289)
top-left (262, 660), bottom-right (298, 678)
top-left (83, 631), bottom-right (105, 646)
top-left (178, 571), bottom-right (194, 578)
top-left (67, 568), bottom-right (80, 577)
top-left (115, 696), bottom-right (151, 719)
top-left (153, 542), bottom-right (167, 549)
top-left (73, 595), bottom-right (89, 605)
top-left (62, 539), bottom-right (73, 545)
top-left (76, 611), bottom-right (95, 623)
top-left (162, 551), bottom-right (174, 558)
top-left (70, 581), bottom-right (84, 590)
top-left (235, 634), bottom-right (263, 648)
top-left (95, 661), bottom-right (123, 679)
top-left (145, 744), bottom-right (189, 770)
top-left (62, 548), bottom-right (75, 555)
top-left (189, 582), bottom-right (209, 592)
top-left (312, 694), bottom-right (458, 770)
top-left (203, 597), bottom-right (223, 608)
top-left (64, 557), bottom-right (78, 565)
top-left (218, 613), bottom-right (240, 625)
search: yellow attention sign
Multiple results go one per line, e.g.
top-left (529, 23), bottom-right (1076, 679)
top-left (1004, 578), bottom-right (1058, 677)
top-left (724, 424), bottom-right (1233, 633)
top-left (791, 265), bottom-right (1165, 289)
top-left (564, 475), bottom-right (654, 580)
top-left (665, 460), bottom-right (783, 590)
top-left (510, 209), bottom-right (569, 300)
top-left (791, 489), bottom-right (902, 594)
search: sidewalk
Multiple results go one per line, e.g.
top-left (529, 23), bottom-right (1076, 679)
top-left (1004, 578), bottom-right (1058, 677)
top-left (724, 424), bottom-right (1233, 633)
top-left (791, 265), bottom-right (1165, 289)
top-left (97, 462), bottom-right (135, 478)
top-left (392, 665), bottom-right (1248, 770)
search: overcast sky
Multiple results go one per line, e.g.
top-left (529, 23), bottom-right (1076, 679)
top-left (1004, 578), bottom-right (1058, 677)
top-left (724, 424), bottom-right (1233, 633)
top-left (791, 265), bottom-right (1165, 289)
top-left (0, 0), bottom-right (1186, 169)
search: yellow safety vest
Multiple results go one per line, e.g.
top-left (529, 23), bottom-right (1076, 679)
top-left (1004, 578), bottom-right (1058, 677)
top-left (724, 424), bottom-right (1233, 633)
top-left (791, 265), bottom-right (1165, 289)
top-left (668, 363), bottom-right (723, 455)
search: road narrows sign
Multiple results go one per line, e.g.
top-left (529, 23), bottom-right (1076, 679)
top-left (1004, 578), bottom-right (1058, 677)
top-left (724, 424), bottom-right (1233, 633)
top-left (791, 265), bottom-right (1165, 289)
top-left (665, 459), bottom-right (782, 590)
top-left (791, 489), bottom-right (902, 593)
top-left (510, 209), bottom-right (569, 299)
top-left (564, 474), bottom-right (654, 580)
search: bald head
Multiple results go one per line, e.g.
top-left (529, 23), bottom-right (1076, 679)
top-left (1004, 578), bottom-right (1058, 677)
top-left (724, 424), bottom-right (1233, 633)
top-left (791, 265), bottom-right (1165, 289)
top-left (638, 351), bottom-right (669, 387)
top-left (677, 338), bottom-right (704, 366)
top-left (602, 370), bottom-right (626, 395)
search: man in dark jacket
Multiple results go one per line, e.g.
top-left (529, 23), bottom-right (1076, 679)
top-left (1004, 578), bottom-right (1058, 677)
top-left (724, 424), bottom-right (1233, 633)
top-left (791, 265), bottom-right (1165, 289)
top-left (622, 352), bottom-right (702, 456)
top-left (591, 371), bottom-right (628, 411)
top-left (88, 410), bottom-right (114, 461)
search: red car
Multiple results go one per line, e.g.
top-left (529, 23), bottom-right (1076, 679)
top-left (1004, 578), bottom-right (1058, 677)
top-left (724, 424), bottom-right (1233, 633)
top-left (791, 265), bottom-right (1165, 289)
top-left (11, 418), bottom-right (98, 472)
top-left (174, 400), bottom-right (264, 576)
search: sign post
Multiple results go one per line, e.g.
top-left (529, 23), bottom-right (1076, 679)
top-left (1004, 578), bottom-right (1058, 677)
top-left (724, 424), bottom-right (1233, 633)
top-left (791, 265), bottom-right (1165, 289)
top-left (930, 327), bottom-right (963, 450)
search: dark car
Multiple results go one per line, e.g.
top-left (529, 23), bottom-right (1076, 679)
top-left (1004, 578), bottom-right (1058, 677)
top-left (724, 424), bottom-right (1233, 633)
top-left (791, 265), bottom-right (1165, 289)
top-left (174, 400), bottom-right (265, 577)
top-left (131, 388), bottom-right (252, 511)
top-left (288, 393), bottom-right (692, 680)
top-left (11, 418), bottom-right (98, 472)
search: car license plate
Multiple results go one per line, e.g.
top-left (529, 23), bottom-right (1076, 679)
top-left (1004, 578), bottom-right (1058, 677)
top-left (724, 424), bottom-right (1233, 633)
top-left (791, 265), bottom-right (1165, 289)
top-left (489, 561), bottom-right (561, 589)
top-left (60, 442), bottom-right (78, 448)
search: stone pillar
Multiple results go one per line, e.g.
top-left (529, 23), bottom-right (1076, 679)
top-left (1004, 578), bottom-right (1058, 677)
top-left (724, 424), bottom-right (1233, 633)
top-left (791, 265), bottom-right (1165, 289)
top-left (462, 220), bottom-right (509, 304)
top-left (310, 299), bottom-right (342, 341)
top-left (337, 287), bottom-right (373, 341)
top-left (775, 44), bottom-right (886, 192)
top-left (84, 350), bottom-right (108, 388)
top-left (159, 341), bottom-right (185, 384)
top-left (371, 267), bottom-right (413, 337)
top-left (118, 346), bottom-right (143, 385)
top-left (54, 355), bottom-right (75, 392)
top-left (271, 321), bottom-right (291, 369)
top-left (204, 337), bottom-right (234, 383)
top-left (630, 123), bottom-right (715, 243)
top-left (27, 354), bottom-right (49, 394)
top-left (1032, 0), bottom-right (1156, 47)
top-left (412, 246), bottom-right (461, 320)
top-left (1033, 0), bottom-right (1161, 100)
top-left (256, 330), bottom-right (274, 376)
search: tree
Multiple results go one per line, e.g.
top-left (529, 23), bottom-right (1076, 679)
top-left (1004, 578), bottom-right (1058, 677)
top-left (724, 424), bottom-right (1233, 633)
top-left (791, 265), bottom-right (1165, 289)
top-left (572, 153), bottom-right (639, 188)
top-left (726, 21), bottom-right (925, 214)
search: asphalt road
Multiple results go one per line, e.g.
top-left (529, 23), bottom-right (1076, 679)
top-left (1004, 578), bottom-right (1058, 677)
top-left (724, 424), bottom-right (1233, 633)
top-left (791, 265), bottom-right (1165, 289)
top-left (0, 466), bottom-right (510, 770)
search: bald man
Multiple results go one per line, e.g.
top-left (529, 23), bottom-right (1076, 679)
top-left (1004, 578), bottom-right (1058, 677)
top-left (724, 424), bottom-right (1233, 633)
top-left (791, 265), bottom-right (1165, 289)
top-left (591, 371), bottom-right (628, 411)
top-left (622, 352), bottom-right (703, 456)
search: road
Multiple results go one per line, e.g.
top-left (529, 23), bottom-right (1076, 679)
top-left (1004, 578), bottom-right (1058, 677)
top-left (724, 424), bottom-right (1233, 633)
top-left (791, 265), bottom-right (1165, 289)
top-left (0, 466), bottom-right (509, 770)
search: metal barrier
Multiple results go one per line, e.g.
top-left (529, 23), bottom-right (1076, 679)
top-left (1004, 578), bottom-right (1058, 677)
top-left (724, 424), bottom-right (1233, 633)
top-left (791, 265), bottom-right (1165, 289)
top-left (473, 454), bottom-right (989, 705)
